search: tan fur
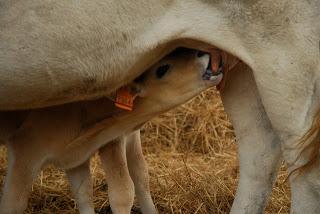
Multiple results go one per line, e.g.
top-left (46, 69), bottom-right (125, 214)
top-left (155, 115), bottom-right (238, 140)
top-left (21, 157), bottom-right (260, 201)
top-left (0, 50), bottom-right (222, 213)
top-left (1, 1), bottom-right (320, 212)
top-left (66, 130), bottom-right (155, 214)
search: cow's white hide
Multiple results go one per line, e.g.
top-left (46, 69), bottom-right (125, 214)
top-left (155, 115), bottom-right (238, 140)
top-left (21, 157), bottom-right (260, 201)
top-left (0, 1), bottom-right (319, 213)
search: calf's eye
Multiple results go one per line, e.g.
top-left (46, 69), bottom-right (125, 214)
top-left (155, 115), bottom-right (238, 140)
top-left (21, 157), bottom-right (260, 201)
top-left (156, 64), bottom-right (170, 79)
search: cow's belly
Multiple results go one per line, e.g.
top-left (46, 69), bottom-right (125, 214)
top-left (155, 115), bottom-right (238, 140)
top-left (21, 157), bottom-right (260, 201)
top-left (0, 0), bottom-right (177, 110)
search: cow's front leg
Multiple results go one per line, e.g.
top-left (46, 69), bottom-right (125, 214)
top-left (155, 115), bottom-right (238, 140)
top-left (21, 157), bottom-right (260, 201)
top-left (253, 57), bottom-right (320, 213)
top-left (66, 160), bottom-right (95, 214)
top-left (221, 62), bottom-right (282, 214)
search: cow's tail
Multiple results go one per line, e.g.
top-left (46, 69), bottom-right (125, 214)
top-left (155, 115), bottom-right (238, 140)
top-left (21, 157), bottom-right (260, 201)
top-left (291, 108), bottom-right (320, 176)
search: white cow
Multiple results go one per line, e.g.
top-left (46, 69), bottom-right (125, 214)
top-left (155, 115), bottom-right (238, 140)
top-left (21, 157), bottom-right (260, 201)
top-left (0, 0), bottom-right (319, 213)
top-left (0, 49), bottom-right (222, 213)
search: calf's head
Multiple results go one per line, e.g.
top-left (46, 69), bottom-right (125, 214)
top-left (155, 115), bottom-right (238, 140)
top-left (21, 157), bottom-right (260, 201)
top-left (127, 48), bottom-right (223, 113)
top-left (71, 48), bottom-right (223, 147)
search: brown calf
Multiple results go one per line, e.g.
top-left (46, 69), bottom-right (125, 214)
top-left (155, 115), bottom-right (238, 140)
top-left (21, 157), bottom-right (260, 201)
top-left (0, 49), bottom-right (222, 214)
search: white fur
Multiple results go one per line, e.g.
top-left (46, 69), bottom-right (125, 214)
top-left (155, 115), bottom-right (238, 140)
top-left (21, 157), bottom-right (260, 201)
top-left (1, 1), bottom-right (319, 213)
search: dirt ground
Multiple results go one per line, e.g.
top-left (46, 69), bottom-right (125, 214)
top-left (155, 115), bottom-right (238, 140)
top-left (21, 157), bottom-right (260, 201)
top-left (0, 88), bottom-right (290, 213)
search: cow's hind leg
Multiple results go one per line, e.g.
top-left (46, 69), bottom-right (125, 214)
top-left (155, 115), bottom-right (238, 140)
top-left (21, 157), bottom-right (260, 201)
top-left (125, 130), bottom-right (157, 214)
top-left (99, 137), bottom-right (135, 214)
top-left (221, 63), bottom-right (282, 214)
top-left (66, 160), bottom-right (95, 214)
top-left (253, 59), bottom-right (320, 213)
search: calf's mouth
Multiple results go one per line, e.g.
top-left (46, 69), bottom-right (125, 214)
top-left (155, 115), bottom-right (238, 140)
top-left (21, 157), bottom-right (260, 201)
top-left (200, 51), bottom-right (223, 83)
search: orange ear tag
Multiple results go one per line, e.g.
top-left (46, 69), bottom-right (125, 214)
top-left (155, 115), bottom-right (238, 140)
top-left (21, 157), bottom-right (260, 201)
top-left (115, 87), bottom-right (135, 111)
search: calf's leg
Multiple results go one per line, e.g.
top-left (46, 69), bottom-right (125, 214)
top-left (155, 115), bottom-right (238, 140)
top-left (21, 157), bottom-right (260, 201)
top-left (0, 131), bottom-right (43, 214)
top-left (125, 130), bottom-right (157, 214)
top-left (99, 138), bottom-right (135, 214)
top-left (66, 160), bottom-right (95, 214)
